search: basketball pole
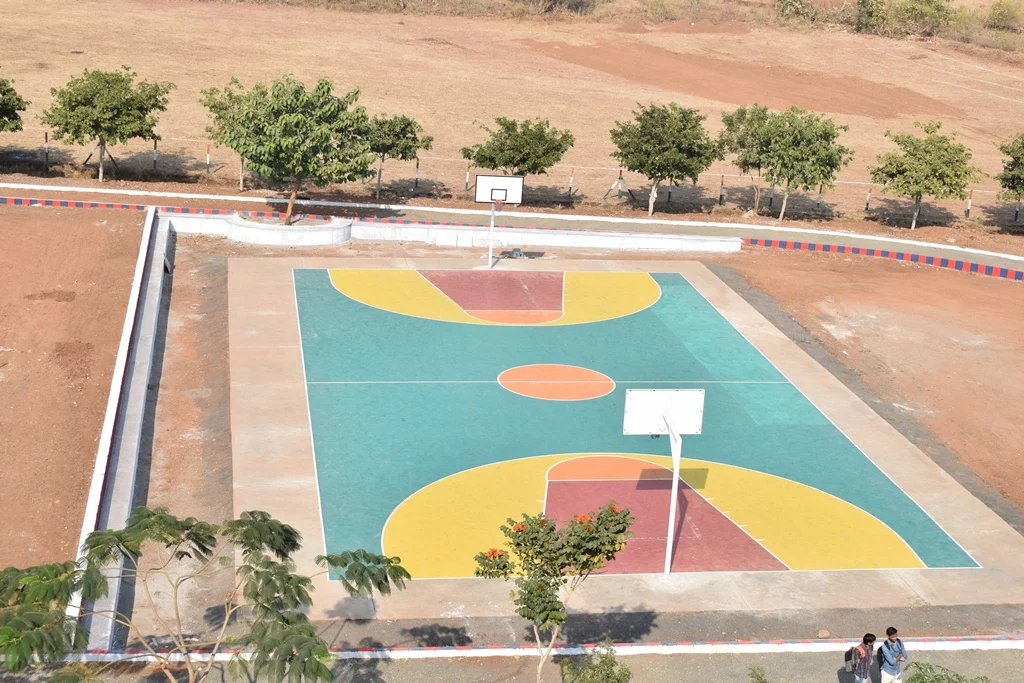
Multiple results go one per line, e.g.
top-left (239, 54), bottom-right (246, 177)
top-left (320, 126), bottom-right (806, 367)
top-left (488, 201), bottom-right (496, 268)
top-left (663, 413), bottom-right (683, 576)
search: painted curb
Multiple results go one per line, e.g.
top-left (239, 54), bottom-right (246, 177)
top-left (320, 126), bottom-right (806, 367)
top-left (3, 196), bottom-right (1022, 281)
top-left (51, 635), bottom-right (1024, 662)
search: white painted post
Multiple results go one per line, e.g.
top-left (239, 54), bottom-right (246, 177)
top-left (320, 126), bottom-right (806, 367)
top-left (206, 144), bottom-right (211, 175)
top-left (488, 201), bottom-right (496, 268)
top-left (965, 189), bottom-right (973, 219)
top-left (663, 413), bottom-right (683, 576)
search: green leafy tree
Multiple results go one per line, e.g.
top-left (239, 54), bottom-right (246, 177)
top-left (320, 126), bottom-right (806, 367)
top-left (0, 67), bottom-right (29, 133)
top-left (201, 76), bottom-right (375, 225)
top-left (996, 132), bottom-right (1024, 219)
top-left (460, 117), bottom-right (575, 195)
top-left (560, 641), bottom-right (631, 682)
top-left (475, 503), bottom-right (633, 683)
top-left (610, 103), bottom-right (723, 216)
top-left (721, 104), bottom-right (773, 213)
top-left (0, 507), bottom-right (409, 683)
top-left (870, 120), bottom-right (980, 229)
top-left (40, 66), bottom-right (174, 182)
top-left (906, 662), bottom-right (991, 683)
top-left (761, 107), bottom-right (854, 221)
top-left (856, 0), bottom-right (887, 32)
top-left (367, 113), bottom-right (433, 200)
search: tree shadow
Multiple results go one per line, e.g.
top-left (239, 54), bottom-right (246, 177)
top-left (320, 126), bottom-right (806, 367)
top-left (400, 623), bottom-right (473, 647)
top-left (979, 202), bottom-right (1024, 236)
top-left (0, 145), bottom-right (74, 177)
top-left (521, 605), bottom-right (658, 645)
top-left (327, 637), bottom-right (388, 683)
top-left (523, 183), bottom-right (586, 209)
top-left (866, 197), bottom-right (958, 229)
top-left (115, 149), bottom-right (213, 183)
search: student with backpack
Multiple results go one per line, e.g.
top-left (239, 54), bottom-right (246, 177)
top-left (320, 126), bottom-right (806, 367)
top-left (844, 633), bottom-right (876, 683)
top-left (878, 626), bottom-right (908, 682)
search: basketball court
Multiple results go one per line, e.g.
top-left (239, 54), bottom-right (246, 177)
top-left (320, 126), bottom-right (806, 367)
top-left (227, 257), bottom-right (1024, 620)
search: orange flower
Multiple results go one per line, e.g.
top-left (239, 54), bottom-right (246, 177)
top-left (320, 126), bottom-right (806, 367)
top-left (610, 505), bottom-right (621, 514)
top-left (575, 514), bottom-right (593, 524)
top-left (512, 523), bottom-right (525, 533)
top-left (485, 548), bottom-right (504, 560)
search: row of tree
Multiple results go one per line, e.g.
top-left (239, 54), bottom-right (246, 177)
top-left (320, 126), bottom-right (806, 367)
top-left (3, 66), bottom-right (1024, 228)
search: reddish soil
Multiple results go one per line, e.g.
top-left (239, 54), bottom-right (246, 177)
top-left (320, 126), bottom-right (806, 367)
top-left (523, 39), bottom-right (960, 119)
top-left (712, 248), bottom-right (1024, 511)
top-left (659, 19), bottom-right (751, 34)
top-left (0, 207), bottom-right (140, 568)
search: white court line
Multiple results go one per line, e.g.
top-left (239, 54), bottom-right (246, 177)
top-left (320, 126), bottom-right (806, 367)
top-left (306, 380), bottom-right (790, 385)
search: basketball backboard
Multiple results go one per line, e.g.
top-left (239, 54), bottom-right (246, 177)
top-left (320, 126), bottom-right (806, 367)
top-left (622, 388), bottom-right (705, 436)
top-left (475, 174), bottom-right (524, 205)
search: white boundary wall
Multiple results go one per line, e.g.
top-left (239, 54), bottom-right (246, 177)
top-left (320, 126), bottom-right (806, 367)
top-left (165, 213), bottom-right (740, 252)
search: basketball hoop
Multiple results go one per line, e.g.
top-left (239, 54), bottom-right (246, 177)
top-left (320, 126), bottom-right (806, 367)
top-left (493, 199), bottom-right (504, 212)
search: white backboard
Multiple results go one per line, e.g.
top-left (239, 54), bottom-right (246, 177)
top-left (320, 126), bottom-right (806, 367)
top-left (475, 174), bottom-right (524, 205)
top-left (623, 389), bottom-right (705, 436)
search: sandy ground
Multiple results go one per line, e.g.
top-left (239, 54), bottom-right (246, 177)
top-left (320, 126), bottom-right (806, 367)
top-left (0, 207), bottom-right (140, 568)
top-left (3, 0), bottom-right (1024, 229)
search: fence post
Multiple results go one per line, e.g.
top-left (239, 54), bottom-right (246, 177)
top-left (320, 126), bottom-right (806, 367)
top-left (414, 157), bottom-right (420, 192)
top-left (152, 140), bottom-right (157, 170)
top-left (43, 132), bottom-right (49, 167)
top-left (666, 180), bottom-right (672, 205)
top-left (617, 169), bottom-right (624, 199)
top-left (718, 175), bottom-right (725, 206)
top-left (768, 185), bottom-right (775, 209)
top-left (567, 166), bottom-right (574, 198)
top-left (865, 189), bottom-right (871, 212)
top-left (965, 189), bottom-right (973, 219)
top-left (815, 183), bottom-right (823, 208)
top-left (465, 161), bottom-right (470, 192)
top-left (1016, 199), bottom-right (1021, 223)
top-left (239, 156), bottom-right (245, 191)
top-left (206, 144), bottom-right (211, 176)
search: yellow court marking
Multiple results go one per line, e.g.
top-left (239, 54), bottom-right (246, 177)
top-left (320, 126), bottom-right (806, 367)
top-left (382, 454), bottom-right (924, 578)
top-left (327, 270), bottom-right (661, 326)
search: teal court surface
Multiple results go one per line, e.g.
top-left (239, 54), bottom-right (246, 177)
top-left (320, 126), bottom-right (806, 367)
top-left (228, 258), bottom-right (1024, 619)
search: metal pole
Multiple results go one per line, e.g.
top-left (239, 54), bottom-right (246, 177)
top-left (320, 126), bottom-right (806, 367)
top-left (965, 189), bottom-right (973, 219)
top-left (567, 167), bottom-right (574, 198)
top-left (414, 157), bottom-right (420, 192)
top-left (465, 162), bottom-right (470, 192)
top-left (152, 140), bottom-right (157, 170)
top-left (718, 175), bottom-right (725, 206)
top-left (865, 189), bottom-right (871, 212)
top-left (44, 132), bottom-right (49, 167)
top-left (488, 201), bottom-right (495, 268)
top-left (206, 144), bottom-right (211, 175)
top-left (664, 421), bottom-right (682, 576)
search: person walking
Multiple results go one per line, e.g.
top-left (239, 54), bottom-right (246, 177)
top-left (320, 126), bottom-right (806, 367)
top-left (879, 626), bottom-right (908, 683)
top-left (851, 633), bottom-right (876, 683)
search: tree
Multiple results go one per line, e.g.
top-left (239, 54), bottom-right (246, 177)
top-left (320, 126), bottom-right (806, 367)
top-left (201, 77), bottom-right (375, 225)
top-left (720, 104), bottom-right (773, 213)
top-left (609, 103), bottom-right (722, 216)
top-left (560, 641), bottom-right (631, 682)
top-left (905, 662), bottom-right (991, 683)
top-left (870, 121), bottom-right (980, 229)
top-left (0, 507), bottom-right (409, 683)
top-left (460, 117), bottom-right (575, 188)
top-left (475, 503), bottom-right (633, 683)
top-left (760, 107), bottom-right (853, 221)
top-left (367, 113), bottom-right (433, 200)
top-left (0, 67), bottom-right (29, 133)
top-left (996, 132), bottom-right (1024, 220)
top-left (40, 66), bottom-right (174, 182)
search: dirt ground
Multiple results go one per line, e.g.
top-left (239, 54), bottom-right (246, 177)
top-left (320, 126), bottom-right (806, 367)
top-left (0, 207), bottom-right (140, 568)
top-left (3, 0), bottom-right (1024, 230)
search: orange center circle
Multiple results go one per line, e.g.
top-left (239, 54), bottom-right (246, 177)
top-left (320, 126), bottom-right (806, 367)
top-left (497, 364), bottom-right (615, 401)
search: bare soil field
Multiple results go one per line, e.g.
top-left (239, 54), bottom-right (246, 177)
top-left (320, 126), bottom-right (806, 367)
top-left (0, 207), bottom-right (140, 568)
top-left (3, 0), bottom-right (1024, 232)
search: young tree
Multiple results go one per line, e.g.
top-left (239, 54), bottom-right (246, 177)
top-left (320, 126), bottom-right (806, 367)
top-left (761, 107), bottom-right (853, 221)
top-left (0, 507), bottom-right (409, 683)
top-left (40, 66), bottom-right (174, 182)
top-left (720, 104), bottom-right (773, 213)
top-left (367, 113), bottom-right (433, 200)
top-left (609, 103), bottom-right (722, 216)
top-left (0, 67), bottom-right (29, 133)
top-left (996, 132), bottom-right (1024, 222)
top-left (475, 503), bottom-right (633, 683)
top-left (870, 120), bottom-right (980, 229)
top-left (201, 77), bottom-right (375, 225)
top-left (460, 117), bottom-right (575, 186)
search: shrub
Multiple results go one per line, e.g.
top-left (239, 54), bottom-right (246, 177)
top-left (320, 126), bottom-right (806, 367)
top-left (748, 666), bottom-right (773, 683)
top-left (905, 661), bottom-right (991, 683)
top-left (886, 0), bottom-right (953, 36)
top-left (560, 642), bottom-right (632, 683)
top-left (777, 0), bottom-right (818, 20)
top-left (857, 0), bottom-right (887, 31)
top-left (985, 0), bottom-right (1023, 30)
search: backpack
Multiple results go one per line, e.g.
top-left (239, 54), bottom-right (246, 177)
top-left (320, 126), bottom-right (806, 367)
top-left (844, 646), bottom-right (857, 673)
